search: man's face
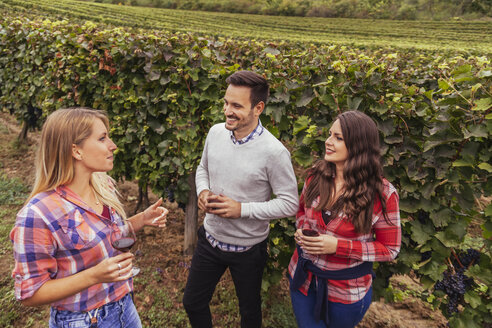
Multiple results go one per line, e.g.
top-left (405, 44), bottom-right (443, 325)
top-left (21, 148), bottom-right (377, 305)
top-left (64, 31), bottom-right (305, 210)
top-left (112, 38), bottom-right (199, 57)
top-left (223, 84), bottom-right (261, 140)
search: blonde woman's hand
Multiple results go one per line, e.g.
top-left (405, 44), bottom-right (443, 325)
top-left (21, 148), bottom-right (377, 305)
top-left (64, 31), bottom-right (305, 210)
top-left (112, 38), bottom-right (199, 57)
top-left (90, 252), bottom-right (134, 284)
top-left (142, 198), bottom-right (168, 228)
top-left (297, 231), bottom-right (338, 255)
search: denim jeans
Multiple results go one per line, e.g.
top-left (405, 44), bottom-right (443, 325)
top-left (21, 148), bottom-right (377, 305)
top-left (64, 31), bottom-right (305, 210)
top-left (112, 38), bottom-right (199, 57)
top-left (49, 293), bottom-right (142, 328)
top-left (290, 278), bottom-right (372, 328)
top-left (183, 225), bottom-right (268, 328)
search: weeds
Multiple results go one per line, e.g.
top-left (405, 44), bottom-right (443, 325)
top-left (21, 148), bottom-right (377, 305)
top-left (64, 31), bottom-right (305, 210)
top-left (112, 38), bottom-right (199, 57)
top-left (0, 172), bottom-right (29, 206)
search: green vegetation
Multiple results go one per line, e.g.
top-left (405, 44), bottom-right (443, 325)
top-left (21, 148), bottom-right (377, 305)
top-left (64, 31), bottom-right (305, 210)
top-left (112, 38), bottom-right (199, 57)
top-left (83, 0), bottom-right (492, 21)
top-left (0, 173), bottom-right (44, 327)
top-left (2, 0), bottom-right (491, 52)
top-left (0, 173), bottom-right (29, 206)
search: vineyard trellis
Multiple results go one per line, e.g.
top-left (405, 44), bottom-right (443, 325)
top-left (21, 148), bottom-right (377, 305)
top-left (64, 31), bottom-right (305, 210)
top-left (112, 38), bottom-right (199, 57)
top-left (0, 6), bottom-right (491, 328)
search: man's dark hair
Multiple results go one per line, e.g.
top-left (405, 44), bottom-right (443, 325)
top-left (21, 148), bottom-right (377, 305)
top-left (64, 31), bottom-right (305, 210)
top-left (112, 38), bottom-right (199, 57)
top-left (226, 71), bottom-right (269, 108)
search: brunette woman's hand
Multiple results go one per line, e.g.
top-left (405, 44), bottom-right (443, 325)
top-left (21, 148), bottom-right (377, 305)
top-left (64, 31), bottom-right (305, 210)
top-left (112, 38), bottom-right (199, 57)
top-left (142, 198), bottom-right (168, 228)
top-left (90, 252), bottom-right (134, 284)
top-left (295, 228), bottom-right (338, 255)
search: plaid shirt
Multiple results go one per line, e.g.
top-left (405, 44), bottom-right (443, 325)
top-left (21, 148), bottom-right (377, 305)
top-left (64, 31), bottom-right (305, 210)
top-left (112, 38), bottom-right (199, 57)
top-left (10, 186), bottom-right (132, 312)
top-left (205, 231), bottom-right (252, 252)
top-left (229, 119), bottom-right (264, 145)
top-left (288, 178), bottom-right (401, 304)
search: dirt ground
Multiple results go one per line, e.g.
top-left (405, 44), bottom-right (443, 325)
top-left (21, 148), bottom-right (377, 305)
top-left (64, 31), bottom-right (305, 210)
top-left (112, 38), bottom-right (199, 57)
top-left (0, 111), bottom-right (448, 327)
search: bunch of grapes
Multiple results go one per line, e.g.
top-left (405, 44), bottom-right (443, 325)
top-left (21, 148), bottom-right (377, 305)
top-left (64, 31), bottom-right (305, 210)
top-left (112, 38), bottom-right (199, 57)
top-left (435, 270), bottom-right (467, 314)
top-left (434, 248), bottom-right (481, 316)
top-left (165, 186), bottom-right (186, 210)
top-left (420, 250), bottom-right (432, 261)
top-left (458, 248), bottom-right (480, 268)
top-left (166, 186), bottom-right (175, 203)
top-left (417, 210), bottom-right (429, 224)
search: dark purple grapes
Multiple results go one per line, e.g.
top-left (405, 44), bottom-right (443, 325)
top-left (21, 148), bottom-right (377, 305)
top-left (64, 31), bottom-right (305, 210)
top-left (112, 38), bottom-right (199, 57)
top-left (417, 210), bottom-right (429, 224)
top-left (434, 269), bottom-right (469, 315)
top-left (420, 251), bottom-right (432, 261)
top-left (166, 187), bottom-right (175, 203)
top-left (459, 248), bottom-right (480, 268)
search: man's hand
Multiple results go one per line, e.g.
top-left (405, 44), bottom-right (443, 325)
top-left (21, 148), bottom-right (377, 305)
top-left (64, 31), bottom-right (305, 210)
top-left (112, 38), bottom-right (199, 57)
top-left (206, 194), bottom-right (241, 219)
top-left (198, 190), bottom-right (211, 211)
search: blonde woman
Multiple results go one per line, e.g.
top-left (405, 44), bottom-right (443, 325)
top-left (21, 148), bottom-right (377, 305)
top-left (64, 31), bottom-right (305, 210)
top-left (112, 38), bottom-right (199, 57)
top-left (10, 107), bottom-right (168, 328)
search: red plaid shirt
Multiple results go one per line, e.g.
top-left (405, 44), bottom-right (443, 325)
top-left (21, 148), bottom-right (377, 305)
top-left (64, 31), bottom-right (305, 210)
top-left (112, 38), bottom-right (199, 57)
top-left (288, 178), bottom-right (401, 304)
top-left (10, 186), bottom-right (132, 311)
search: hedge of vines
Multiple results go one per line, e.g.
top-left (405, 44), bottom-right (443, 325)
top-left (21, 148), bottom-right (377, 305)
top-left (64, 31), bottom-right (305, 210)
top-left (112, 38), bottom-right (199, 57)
top-left (0, 14), bottom-right (491, 327)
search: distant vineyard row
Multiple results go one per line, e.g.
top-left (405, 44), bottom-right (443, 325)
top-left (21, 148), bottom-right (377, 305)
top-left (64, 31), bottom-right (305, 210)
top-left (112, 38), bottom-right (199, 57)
top-left (1, 0), bottom-right (492, 53)
top-left (79, 0), bottom-right (492, 21)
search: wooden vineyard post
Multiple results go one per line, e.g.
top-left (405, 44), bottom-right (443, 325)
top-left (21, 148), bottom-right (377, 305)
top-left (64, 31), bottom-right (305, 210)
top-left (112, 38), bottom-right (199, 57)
top-left (184, 172), bottom-right (198, 255)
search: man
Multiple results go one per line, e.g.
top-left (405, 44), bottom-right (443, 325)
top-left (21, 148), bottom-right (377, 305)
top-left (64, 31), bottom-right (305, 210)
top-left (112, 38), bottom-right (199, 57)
top-left (183, 70), bottom-right (299, 328)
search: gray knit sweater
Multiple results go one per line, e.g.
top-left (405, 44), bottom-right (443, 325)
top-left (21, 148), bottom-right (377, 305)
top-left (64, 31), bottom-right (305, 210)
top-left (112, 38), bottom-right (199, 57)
top-left (196, 123), bottom-right (299, 246)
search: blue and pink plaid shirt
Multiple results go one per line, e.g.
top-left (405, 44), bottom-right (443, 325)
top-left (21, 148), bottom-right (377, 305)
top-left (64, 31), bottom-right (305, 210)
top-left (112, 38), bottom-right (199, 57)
top-left (10, 186), bottom-right (132, 312)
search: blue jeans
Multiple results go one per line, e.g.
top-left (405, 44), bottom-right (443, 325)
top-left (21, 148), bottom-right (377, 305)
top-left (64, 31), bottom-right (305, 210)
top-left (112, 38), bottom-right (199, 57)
top-left (290, 278), bottom-right (372, 328)
top-left (49, 293), bottom-right (142, 328)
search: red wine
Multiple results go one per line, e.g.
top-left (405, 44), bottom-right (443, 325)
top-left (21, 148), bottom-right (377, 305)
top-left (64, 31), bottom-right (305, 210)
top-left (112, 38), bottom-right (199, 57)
top-left (112, 237), bottom-right (135, 252)
top-left (302, 229), bottom-right (319, 237)
top-left (207, 196), bottom-right (220, 210)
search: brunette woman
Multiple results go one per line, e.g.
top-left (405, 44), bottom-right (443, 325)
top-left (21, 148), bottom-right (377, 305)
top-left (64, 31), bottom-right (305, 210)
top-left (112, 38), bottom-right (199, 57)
top-left (288, 111), bottom-right (401, 328)
top-left (10, 107), bottom-right (168, 328)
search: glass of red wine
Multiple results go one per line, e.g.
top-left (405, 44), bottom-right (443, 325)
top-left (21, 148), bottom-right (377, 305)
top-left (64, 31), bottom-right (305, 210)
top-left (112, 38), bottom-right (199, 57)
top-left (111, 220), bottom-right (140, 276)
top-left (301, 221), bottom-right (319, 237)
top-left (207, 187), bottom-right (224, 225)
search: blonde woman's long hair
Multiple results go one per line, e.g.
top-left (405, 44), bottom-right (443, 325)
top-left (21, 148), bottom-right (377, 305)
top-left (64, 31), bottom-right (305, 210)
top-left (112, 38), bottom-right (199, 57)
top-left (29, 107), bottom-right (126, 219)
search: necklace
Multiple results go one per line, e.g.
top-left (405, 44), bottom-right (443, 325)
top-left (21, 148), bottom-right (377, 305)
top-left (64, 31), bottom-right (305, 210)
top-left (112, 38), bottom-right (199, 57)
top-left (92, 188), bottom-right (100, 205)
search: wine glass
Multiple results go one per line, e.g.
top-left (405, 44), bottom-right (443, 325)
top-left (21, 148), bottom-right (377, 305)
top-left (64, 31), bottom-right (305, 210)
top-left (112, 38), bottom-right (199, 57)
top-left (110, 220), bottom-right (141, 276)
top-left (301, 220), bottom-right (319, 237)
top-left (207, 187), bottom-right (224, 225)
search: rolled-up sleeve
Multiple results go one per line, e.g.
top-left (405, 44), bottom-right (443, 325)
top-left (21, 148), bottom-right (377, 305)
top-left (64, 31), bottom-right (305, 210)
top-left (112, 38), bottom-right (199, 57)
top-left (10, 206), bottom-right (57, 300)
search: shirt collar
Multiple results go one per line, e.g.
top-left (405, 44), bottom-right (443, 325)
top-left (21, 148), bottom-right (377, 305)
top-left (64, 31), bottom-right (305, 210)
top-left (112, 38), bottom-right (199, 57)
top-left (56, 185), bottom-right (112, 221)
top-left (230, 119), bottom-right (264, 145)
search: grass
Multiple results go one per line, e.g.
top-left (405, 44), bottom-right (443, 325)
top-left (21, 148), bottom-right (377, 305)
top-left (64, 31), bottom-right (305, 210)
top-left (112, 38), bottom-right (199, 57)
top-left (0, 173), bottom-right (29, 206)
top-left (0, 170), bottom-right (43, 327)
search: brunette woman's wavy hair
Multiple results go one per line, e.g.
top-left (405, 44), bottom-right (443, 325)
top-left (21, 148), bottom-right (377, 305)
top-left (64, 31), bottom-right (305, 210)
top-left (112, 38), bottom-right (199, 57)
top-left (303, 111), bottom-right (389, 234)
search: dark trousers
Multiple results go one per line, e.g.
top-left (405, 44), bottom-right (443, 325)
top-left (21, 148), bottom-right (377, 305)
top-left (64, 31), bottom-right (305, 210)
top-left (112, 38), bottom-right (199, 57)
top-left (183, 226), bottom-right (268, 328)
